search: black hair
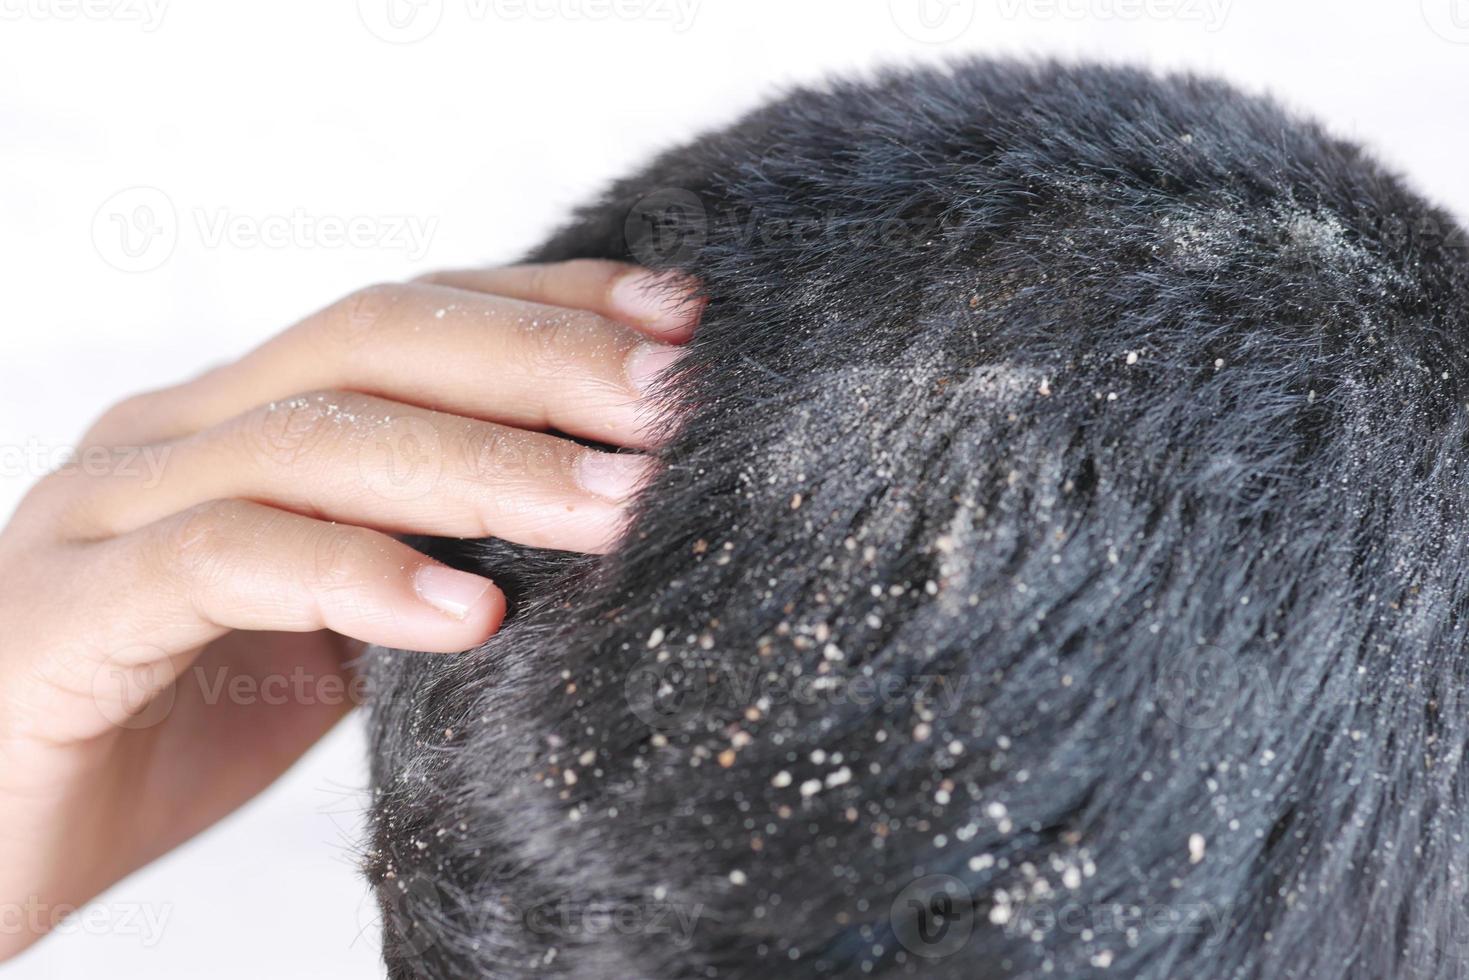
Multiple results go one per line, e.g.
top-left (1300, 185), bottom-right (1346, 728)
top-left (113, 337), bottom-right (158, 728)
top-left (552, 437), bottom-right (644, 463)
top-left (362, 58), bottom-right (1469, 978)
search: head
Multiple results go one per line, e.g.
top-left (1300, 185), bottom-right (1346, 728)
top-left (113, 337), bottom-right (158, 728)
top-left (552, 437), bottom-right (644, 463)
top-left (363, 59), bottom-right (1469, 978)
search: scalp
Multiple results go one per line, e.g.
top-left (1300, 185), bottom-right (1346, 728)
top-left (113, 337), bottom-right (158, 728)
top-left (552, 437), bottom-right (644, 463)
top-left (364, 59), bottom-right (1469, 979)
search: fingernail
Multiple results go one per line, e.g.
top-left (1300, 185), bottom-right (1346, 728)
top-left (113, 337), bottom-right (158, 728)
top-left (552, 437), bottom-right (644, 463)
top-left (414, 565), bottom-right (494, 620)
top-left (576, 451), bottom-right (656, 502)
top-left (611, 270), bottom-right (701, 334)
top-left (626, 342), bottom-right (687, 395)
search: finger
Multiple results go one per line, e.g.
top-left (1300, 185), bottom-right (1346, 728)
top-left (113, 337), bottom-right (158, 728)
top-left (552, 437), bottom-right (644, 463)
top-left (7, 500), bottom-right (503, 743)
top-left (82, 281), bottom-right (690, 450)
top-left (62, 391), bottom-right (653, 554)
top-left (96, 499), bottom-right (504, 657)
top-left (417, 259), bottom-right (704, 342)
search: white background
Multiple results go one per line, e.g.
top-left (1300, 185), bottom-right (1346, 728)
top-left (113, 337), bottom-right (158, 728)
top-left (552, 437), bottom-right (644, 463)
top-left (1, 1), bottom-right (1465, 977)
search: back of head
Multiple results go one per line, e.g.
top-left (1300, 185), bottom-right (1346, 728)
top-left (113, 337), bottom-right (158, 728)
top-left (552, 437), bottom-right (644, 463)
top-left (364, 59), bottom-right (1469, 978)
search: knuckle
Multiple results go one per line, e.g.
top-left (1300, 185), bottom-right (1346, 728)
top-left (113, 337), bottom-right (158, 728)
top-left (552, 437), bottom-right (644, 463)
top-left (458, 423), bottom-right (521, 482)
top-left (524, 262), bottom-right (554, 299)
top-left (510, 306), bottom-right (600, 377)
top-left (317, 282), bottom-right (407, 347)
top-left (310, 525), bottom-right (384, 589)
top-left (18, 468), bottom-right (94, 531)
top-left (458, 424), bottom-right (567, 488)
top-left (84, 391), bottom-right (157, 442)
top-left (12, 473), bottom-right (64, 521)
top-left (238, 390), bottom-right (354, 467)
top-left (357, 414), bottom-right (444, 503)
top-left (162, 499), bottom-right (254, 584)
top-left (576, 258), bottom-right (626, 306)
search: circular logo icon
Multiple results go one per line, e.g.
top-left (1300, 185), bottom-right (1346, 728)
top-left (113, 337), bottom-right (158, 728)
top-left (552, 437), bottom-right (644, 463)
top-left (1424, 0), bottom-right (1469, 43)
top-left (358, 0), bottom-right (444, 43)
top-left (1154, 645), bottom-right (1244, 730)
top-left (1377, 212), bottom-right (1469, 264)
top-left (92, 186), bottom-right (177, 273)
top-left (254, 397), bottom-right (328, 466)
top-left (624, 188), bottom-right (708, 267)
top-left (889, 0), bottom-right (976, 43)
top-left (90, 644), bottom-right (177, 730)
top-left (381, 871), bottom-right (447, 971)
top-left (359, 416), bottom-right (444, 502)
top-left (891, 874), bottom-right (975, 959)
top-left (1433, 897), bottom-right (1469, 965)
top-left (624, 651), bottom-right (708, 730)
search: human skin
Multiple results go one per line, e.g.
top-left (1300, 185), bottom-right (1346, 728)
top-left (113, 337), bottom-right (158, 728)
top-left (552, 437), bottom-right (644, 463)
top-left (0, 260), bottom-right (702, 961)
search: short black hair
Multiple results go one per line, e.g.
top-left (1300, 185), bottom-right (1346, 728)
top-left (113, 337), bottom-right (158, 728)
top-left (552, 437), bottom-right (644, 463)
top-left (363, 59), bottom-right (1469, 978)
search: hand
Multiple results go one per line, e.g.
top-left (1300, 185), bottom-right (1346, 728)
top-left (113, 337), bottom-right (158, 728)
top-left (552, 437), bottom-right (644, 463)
top-left (0, 260), bottom-right (701, 960)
